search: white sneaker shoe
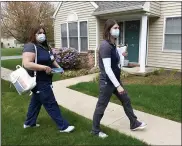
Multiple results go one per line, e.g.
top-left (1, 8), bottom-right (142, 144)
top-left (131, 122), bottom-right (147, 131)
top-left (98, 132), bottom-right (108, 138)
top-left (23, 124), bottom-right (40, 129)
top-left (60, 126), bottom-right (75, 133)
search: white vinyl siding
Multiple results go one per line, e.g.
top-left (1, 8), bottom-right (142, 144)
top-left (147, 2), bottom-right (181, 69)
top-left (149, 2), bottom-right (161, 16)
top-left (54, 2), bottom-right (96, 50)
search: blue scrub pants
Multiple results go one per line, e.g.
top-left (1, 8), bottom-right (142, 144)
top-left (24, 83), bottom-right (69, 130)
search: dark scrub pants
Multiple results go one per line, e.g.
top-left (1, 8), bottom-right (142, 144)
top-left (92, 79), bottom-right (140, 134)
top-left (92, 40), bottom-right (140, 134)
top-left (23, 43), bottom-right (69, 130)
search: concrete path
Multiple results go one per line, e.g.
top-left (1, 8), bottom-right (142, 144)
top-left (53, 75), bottom-right (181, 145)
top-left (1, 67), bottom-right (181, 145)
top-left (1, 67), bottom-right (12, 81)
top-left (1, 55), bottom-right (22, 60)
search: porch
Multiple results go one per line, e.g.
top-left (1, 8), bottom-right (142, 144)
top-left (122, 66), bottom-right (158, 76)
top-left (93, 3), bottom-right (160, 73)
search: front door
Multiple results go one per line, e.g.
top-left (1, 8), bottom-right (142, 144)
top-left (125, 20), bottom-right (140, 63)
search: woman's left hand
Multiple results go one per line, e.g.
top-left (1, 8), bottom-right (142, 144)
top-left (122, 52), bottom-right (128, 57)
top-left (58, 67), bottom-right (64, 74)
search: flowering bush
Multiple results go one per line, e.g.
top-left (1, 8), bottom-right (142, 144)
top-left (52, 47), bottom-right (81, 69)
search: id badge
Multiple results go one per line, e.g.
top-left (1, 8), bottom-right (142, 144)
top-left (50, 55), bottom-right (54, 61)
top-left (49, 51), bottom-right (55, 61)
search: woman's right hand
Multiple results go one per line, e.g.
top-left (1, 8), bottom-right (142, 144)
top-left (117, 85), bottom-right (125, 94)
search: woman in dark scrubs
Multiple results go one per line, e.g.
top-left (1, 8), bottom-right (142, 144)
top-left (92, 19), bottom-right (147, 138)
top-left (22, 25), bottom-right (75, 133)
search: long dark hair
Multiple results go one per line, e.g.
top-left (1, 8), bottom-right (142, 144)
top-left (103, 19), bottom-right (117, 41)
top-left (27, 25), bottom-right (50, 49)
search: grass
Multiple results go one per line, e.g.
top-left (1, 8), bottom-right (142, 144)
top-left (1, 59), bottom-right (90, 82)
top-left (122, 73), bottom-right (181, 85)
top-left (1, 48), bottom-right (23, 56)
top-left (1, 59), bottom-right (22, 70)
top-left (69, 75), bottom-right (181, 122)
top-left (1, 79), bottom-right (146, 145)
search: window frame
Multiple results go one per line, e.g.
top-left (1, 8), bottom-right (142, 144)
top-left (60, 23), bottom-right (68, 48)
top-left (60, 20), bottom-right (88, 53)
top-left (162, 15), bottom-right (181, 53)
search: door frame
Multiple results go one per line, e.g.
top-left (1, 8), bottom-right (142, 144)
top-left (119, 19), bottom-right (141, 64)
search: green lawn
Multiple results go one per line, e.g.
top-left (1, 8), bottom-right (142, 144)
top-left (1, 59), bottom-right (22, 70)
top-left (1, 48), bottom-right (23, 56)
top-left (69, 81), bottom-right (181, 122)
top-left (2, 79), bottom-right (146, 145)
top-left (1, 59), bottom-right (90, 82)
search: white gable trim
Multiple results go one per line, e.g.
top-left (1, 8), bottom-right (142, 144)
top-left (52, 2), bottom-right (62, 19)
top-left (52, 2), bottom-right (98, 19)
top-left (90, 2), bottom-right (99, 9)
top-left (67, 11), bottom-right (78, 22)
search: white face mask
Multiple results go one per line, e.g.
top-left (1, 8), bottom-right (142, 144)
top-left (110, 29), bottom-right (120, 38)
top-left (36, 33), bottom-right (46, 43)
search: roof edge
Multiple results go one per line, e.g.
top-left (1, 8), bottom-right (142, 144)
top-left (90, 2), bottom-right (99, 9)
top-left (92, 5), bottom-right (144, 16)
top-left (52, 2), bottom-right (62, 19)
top-left (52, 2), bottom-right (98, 19)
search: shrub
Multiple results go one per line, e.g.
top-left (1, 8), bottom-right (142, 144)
top-left (120, 70), bottom-right (129, 79)
top-left (52, 47), bottom-right (81, 69)
top-left (89, 66), bottom-right (100, 74)
top-left (92, 70), bottom-right (129, 83)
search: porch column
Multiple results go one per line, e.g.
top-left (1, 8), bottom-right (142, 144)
top-left (139, 15), bottom-right (148, 72)
top-left (94, 16), bottom-right (100, 67)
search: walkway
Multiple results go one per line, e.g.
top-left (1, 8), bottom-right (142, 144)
top-left (1, 55), bottom-right (22, 60)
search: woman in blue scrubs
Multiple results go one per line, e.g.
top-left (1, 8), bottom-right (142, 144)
top-left (22, 25), bottom-right (75, 133)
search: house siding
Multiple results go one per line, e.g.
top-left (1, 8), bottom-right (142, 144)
top-left (54, 2), bottom-right (97, 50)
top-left (147, 2), bottom-right (181, 69)
top-left (149, 2), bottom-right (161, 16)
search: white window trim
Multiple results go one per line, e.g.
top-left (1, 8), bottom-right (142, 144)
top-left (162, 15), bottom-right (181, 53)
top-left (60, 20), bottom-right (88, 53)
top-left (117, 21), bottom-right (125, 46)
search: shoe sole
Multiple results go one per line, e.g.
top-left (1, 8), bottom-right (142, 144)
top-left (99, 135), bottom-right (108, 139)
top-left (91, 132), bottom-right (108, 139)
top-left (23, 124), bottom-right (40, 129)
top-left (131, 124), bottom-right (147, 131)
top-left (60, 127), bottom-right (75, 133)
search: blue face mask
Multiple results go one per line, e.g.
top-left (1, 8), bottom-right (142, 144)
top-left (110, 29), bottom-right (120, 38)
top-left (36, 33), bottom-right (46, 43)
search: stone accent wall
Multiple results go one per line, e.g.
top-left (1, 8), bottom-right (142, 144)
top-left (79, 50), bottom-right (99, 69)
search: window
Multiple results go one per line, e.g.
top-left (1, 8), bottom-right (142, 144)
top-left (69, 22), bottom-right (78, 50)
top-left (80, 21), bottom-right (88, 52)
top-left (61, 21), bottom-right (88, 52)
top-left (61, 24), bottom-right (67, 47)
top-left (164, 17), bottom-right (181, 51)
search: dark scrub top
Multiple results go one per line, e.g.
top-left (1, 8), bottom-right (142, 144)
top-left (23, 43), bottom-right (54, 92)
top-left (99, 40), bottom-right (121, 85)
